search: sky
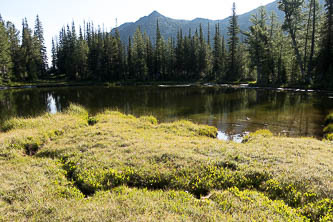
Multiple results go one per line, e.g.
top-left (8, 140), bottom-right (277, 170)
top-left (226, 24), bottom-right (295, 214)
top-left (1, 0), bottom-right (275, 58)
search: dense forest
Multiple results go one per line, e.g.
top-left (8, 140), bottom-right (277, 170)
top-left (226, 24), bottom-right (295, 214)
top-left (0, 0), bottom-right (332, 89)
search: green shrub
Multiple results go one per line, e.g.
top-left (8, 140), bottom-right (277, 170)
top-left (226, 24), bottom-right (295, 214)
top-left (198, 126), bottom-right (218, 138)
top-left (88, 117), bottom-right (98, 126)
top-left (325, 133), bottom-right (333, 141)
top-left (323, 124), bottom-right (333, 134)
top-left (301, 198), bottom-right (333, 221)
top-left (325, 113), bottom-right (333, 126)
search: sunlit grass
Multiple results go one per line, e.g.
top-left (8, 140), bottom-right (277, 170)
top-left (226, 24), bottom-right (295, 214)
top-left (0, 105), bottom-right (332, 221)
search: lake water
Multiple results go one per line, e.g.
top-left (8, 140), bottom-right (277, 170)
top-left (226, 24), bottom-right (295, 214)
top-left (0, 86), bottom-right (332, 142)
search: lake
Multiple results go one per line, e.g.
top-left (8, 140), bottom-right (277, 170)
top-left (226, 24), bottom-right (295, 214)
top-left (0, 86), bottom-right (332, 142)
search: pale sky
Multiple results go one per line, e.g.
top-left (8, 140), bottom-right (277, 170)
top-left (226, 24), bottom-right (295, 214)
top-left (1, 0), bottom-right (275, 58)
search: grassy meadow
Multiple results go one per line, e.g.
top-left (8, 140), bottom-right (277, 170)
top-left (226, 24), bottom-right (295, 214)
top-left (0, 105), bottom-right (332, 221)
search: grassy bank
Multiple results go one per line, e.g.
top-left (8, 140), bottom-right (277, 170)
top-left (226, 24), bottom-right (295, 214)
top-left (324, 113), bottom-right (333, 141)
top-left (0, 105), bottom-right (332, 221)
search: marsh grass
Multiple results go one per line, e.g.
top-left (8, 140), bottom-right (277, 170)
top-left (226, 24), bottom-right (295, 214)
top-left (0, 105), bottom-right (332, 221)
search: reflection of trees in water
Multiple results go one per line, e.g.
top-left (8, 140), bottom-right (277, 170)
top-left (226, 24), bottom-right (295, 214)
top-left (0, 89), bottom-right (50, 124)
top-left (0, 87), bottom-right (332, 138)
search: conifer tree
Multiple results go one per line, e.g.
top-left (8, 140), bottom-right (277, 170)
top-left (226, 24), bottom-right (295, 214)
top-left (279, 0), bottom-right (306, 82)
top-left (51, 38), bottom-right (57, 72)
top-left (198, 24), bottom-right (208, 79)
top-left (227, 2), bottom-right (242, 81)
top-left (34, 15), bottom-right (48, 77)
top-left (175, 29), bottom-right (185, 79)
top-left (76, 27), bottom-right (89, 80)
top-left (213, 24), bottom-right (223, 80)
top-left (0, 16), bottom-right (12, 83)
top-left (154, 20), bottom-right (164, 80)
top-left (21, 18), bottom-right (39, 80)
top-left (127, 37), bottom-right (134, 80)
top-left (245, 7), bottom-right (272, 85)
top-left (144, 32), bottom-right (154, 80)
top-left (6, 21), bottom-right (22, 81)
top-left (132, 27), bottom-right (147, 80)
top-left (317, 0), bottom-right (333, 87)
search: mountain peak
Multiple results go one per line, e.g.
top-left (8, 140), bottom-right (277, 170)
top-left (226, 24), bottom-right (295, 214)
top-left (149, 10), bottom-right (163, 17)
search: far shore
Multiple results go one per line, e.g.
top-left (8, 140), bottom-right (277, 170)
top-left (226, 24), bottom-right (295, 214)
top-left (1, 80), bottom-right (333, 94)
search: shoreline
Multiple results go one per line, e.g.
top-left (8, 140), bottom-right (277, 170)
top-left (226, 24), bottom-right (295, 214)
top-left (1, 81), bottom-right (333, 93)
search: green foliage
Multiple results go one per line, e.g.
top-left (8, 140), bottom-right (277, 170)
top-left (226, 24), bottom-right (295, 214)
top-left (325, 133), bottom-right (333, 141)
top-left (323, 124), bottom-right (333, 134)
top-left (227, 3), bottom-right (243, 82)
top-left (0, 17), bottom-right (12, 83)
top-left (325, 113), bottom-right (333, 125)
top-left (301, 198), bottom-right (333, 221)
top-left (0, 2), bottom-right (332, 89)
top-left (88, 117), bottom-right (98, 126)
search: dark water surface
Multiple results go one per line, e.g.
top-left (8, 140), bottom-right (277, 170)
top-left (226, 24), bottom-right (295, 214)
top-left (1, 86), bottom-right (332, 141)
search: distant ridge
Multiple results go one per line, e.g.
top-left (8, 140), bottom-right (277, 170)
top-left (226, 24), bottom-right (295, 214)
top-left (114, 0), bottom-right (284, 44)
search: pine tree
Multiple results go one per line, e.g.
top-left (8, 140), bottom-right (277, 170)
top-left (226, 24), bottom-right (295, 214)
top-left (198, 24), bottom-right (208, 79)
top-left (227, 2), bottom-right (241, 82)
top-left (245, 7), bottom-right (273, 85)
top-left (316, 0), bottom-right (333, 88)
top-left (34, 15), bottom-right (47, 78)
top-left (51, 38), bottom-right (57, 72)
top-left (278, 0), bottom-right (306, 82)
top-left (21, 18), bottom-right (38, 81)
top-left (154, 20), bottom-right (164, 80)
top-left (6, 21), bottom-right (21, 81)
top-left (165, 37), bottom-right (175, 80)
top-left (114, 28), bottom-right (125, 81)
top-left (143, 32), bottom-right (154, 80)
top-left (175, 29), bottom-right (185, 79)
top-left (76, 27), bottom-right (89, 80)
top-left (0, 16), bottom-right (12, 83)
top-left (127, 36), bottom-right (134, 80)
top-left (132, 27), bottom-right (147, 81)
top-left (213, 24), bottom-right (223, 80)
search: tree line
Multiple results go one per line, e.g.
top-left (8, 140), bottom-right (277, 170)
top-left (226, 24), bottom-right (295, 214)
top-left (0, 0), bottom-right (332, 88)
top-left (0, 15), bottom-right (48, 83)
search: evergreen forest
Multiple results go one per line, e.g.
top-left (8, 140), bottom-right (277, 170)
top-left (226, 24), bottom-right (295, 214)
top-left (0, 0), bottom-right (332, 89)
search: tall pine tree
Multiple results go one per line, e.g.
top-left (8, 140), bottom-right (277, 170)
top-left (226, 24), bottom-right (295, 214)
top-left (227, 3), bottom-right (242, 82)
top-left (0, 16), bottom-right (12, 83)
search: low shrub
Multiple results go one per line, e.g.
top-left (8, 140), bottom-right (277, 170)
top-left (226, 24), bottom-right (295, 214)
top-left (324, 113), bottom-right (333, 126)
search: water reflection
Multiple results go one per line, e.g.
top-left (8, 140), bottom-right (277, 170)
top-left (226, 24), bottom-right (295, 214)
top-left (47, 93), bottom-right (57, 114)
top-left (0, 86), bottom-right (332, 140)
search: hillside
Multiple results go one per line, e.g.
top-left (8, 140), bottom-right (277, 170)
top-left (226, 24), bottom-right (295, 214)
top-left (114, 0), bottom-right (284, 44)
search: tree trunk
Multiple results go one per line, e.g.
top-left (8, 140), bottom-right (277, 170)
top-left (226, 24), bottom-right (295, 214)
top-left (308, 0), bottom-right (316, 84)
top-left (286, 15), bottom-right (305, 81)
